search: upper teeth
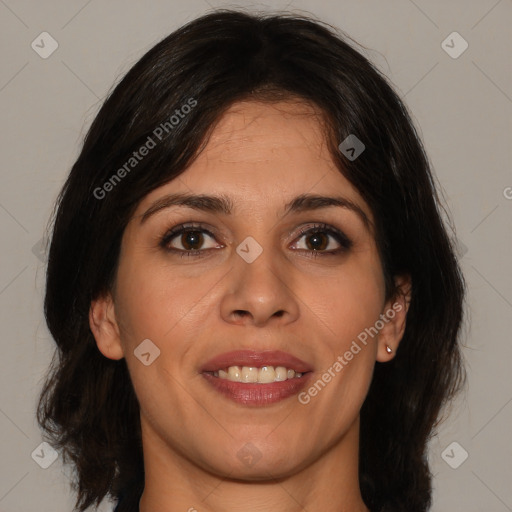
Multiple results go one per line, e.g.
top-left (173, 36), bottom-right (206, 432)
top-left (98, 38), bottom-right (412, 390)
top-left (213, 365), bottom-right (303, 383)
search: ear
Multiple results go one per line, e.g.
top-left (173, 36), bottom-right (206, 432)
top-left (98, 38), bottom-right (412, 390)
top-left (89, 292), bottom-right (124, 360)
top-left (376, 274), bottom-right (412, 362)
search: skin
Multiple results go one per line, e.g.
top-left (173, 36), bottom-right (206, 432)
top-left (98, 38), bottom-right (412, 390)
top-left (90, 100), bottom-right (411, 512)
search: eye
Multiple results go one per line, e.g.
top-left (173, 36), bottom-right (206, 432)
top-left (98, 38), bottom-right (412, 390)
top-left (291, 223), bottom-right (352, 256)
top-left (160, 223), bottom-right (222, 257)
top-left (159, 222), bottom-right (352, 259)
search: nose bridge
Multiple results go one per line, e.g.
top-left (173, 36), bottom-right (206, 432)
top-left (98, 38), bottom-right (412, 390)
top-left (220, 229), bottom-right (298, 326)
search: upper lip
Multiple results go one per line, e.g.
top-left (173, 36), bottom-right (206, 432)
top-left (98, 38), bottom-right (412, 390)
top-left (200, 349), bottom-right (313, 373)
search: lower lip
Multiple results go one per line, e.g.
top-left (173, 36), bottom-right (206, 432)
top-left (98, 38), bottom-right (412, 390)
top-left (201, 372), bottom-right (312, 406)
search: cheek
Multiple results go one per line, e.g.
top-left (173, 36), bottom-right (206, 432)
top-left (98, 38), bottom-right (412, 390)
top-left (114, 252), bottom-right (202, 343)
top-left (301, 257), bottom-right (385, 348)
top-left (112, 260), bottom-right (201, 421)
top-left (113, 255), bottom-right (218, 408)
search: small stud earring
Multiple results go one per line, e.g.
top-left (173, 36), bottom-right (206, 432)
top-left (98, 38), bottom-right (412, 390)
top-left (385, 345), bottom-right (393, 354)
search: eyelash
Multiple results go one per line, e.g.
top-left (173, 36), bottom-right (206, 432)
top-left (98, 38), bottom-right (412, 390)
top-left (159, 222), bottom-right (353, 259)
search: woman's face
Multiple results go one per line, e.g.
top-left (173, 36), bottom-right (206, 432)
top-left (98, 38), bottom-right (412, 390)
top-left (91, 100), bottom-right (407, 479)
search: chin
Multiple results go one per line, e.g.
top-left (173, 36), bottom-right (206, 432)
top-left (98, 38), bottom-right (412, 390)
top-left (198, 442), bottom-right (305, 480)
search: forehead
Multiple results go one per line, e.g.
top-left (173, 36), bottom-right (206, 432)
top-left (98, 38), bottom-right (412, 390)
top-left (174, 100), bottom-right (360, 200)
top-left (133, 100), bottom-right (373, 229)
top-left (203, 100), bottom-right (329, 161)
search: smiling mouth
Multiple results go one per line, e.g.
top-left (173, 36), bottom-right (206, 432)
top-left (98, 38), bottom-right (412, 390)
top-left (204, 365), bottom-right (308, 383)
top-left (201, 365), bottom-right (313, 406)
top-left (200, 349), bottom-right (313, 404)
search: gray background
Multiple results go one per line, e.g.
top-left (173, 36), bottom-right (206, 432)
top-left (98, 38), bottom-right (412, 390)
top-left (0, 0), bottom-right (511, 510)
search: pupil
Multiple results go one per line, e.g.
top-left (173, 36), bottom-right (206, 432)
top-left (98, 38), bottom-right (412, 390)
top-left (308, 233), bottom-right (326, 251)
top-left (183, 231), bottom-right (202, 250)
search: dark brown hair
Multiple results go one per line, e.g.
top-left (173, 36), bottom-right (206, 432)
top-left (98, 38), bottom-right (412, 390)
top-left (37, 9), bottom-right (466, 512)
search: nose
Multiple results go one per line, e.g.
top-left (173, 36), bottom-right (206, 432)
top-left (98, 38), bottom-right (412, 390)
top-left (219, 241), bottom-right (300, 327)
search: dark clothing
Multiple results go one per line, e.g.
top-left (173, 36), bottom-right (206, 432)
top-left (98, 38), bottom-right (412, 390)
top-left (114, 488), bottom-right (140, 512)
top-left (112, 471), bottom-right (145, 511)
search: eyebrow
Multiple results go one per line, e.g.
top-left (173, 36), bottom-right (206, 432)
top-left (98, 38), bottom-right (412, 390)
top-left (139, 192), bottom-right (372, 232)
